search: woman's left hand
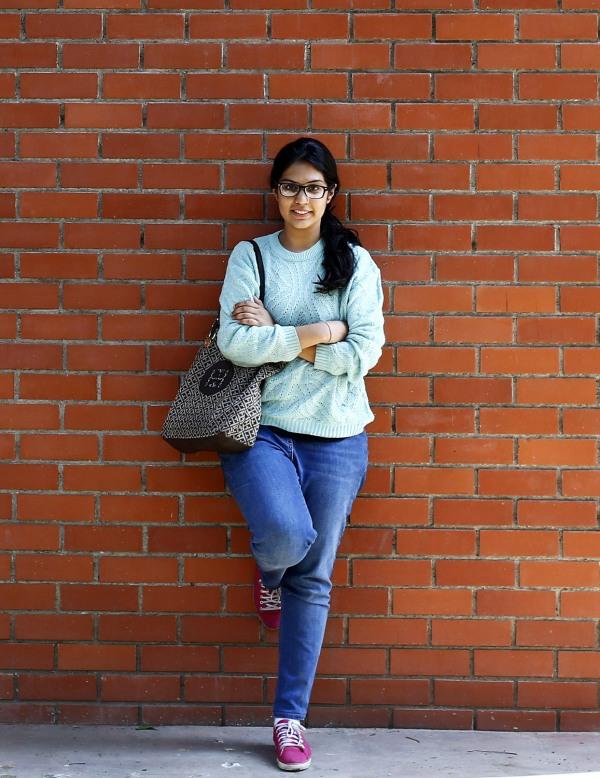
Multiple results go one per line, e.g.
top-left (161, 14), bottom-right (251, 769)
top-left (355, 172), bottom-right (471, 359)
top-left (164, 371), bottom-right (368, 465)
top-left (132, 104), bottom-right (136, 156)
top-left (232, 297), bottom-right (275, 327)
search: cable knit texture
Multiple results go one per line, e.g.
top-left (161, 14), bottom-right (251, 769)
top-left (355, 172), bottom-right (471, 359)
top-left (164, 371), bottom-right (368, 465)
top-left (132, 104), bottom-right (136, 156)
top-left (217, 230), bottom-right (385, 438)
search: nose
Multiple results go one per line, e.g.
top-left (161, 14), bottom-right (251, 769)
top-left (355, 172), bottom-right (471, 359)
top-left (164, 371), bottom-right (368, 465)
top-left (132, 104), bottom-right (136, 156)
top-left (294, 188), bottom-right (309, 204)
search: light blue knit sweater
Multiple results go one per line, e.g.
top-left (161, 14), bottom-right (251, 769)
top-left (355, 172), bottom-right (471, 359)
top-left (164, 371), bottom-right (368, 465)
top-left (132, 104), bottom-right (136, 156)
top-left (217, 230), bottom-right (385, 438)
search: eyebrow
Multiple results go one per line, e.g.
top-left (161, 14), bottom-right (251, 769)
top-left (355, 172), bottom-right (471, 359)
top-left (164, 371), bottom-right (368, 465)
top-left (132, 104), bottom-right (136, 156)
top-left (279, 178), bottom-right (327, 184)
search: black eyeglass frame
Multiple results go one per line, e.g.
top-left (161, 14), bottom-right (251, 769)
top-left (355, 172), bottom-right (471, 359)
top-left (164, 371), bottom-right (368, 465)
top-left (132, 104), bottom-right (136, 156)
top-left (276, 181), bottom-right (334, 200)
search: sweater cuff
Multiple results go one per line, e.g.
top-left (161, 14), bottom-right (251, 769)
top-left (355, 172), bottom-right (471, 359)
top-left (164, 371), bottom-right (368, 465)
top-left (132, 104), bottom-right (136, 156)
top-left (314, 343), bottom-right (335, 373)
top-left (278, 324), bottom-right (302, 361)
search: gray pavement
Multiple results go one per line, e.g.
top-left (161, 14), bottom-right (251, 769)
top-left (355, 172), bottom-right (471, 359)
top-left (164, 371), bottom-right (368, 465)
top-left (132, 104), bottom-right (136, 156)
top-left (1, 725), bottom-right (600, 778)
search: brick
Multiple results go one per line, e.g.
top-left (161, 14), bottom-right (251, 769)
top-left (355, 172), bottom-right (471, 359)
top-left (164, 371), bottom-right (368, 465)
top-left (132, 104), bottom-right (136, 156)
top-left (391, 648), bottom-right (470, 676)
top-left (392, 163), bottom-right (469, 191)
top-left (62, 43), bottom-right (139, 69)
top-left (475, 650), bottom-right (553, 677)
top-left (106, 14), bottom-right (184, 39)
top-left (20, 374), bottom-right (96, 400)
top-left (61, 162), bottom-right (137, 189)
top-left (563, 471), bottom-right (600, 497)
top-left (436, 73), bottom-right (513, 99)
top-left (103, 133), bottom-right (179, 159)
top-left (103, 73), bottom-right (180, 99)
top-left (21, 434), bottom-right (98, 461)
top-left (394, 467), bottom-right (474, 495)
top-left (479, 105), bottom-right (558, 130)
top-left (0, 403), bottom-right (59, 430)
top-left (436, 437), bottom-right (513, 465)
top-left (436, 255), bottom-right (514, 281)
top-left (272, 12), bottom-right (349, 37)
top-left (270, 73), bottom-right (348, 100)
top-left (518, 499), bottom-right (597, 527)
top-left (436, 194), bottom-right (512, 220)
top-left (481, 346), bottom-right (558, 374)
top-left (478, 43), bottom-right (556, 69)
top-left (0, 42), bottom-right (57, 68)
top-left (432, 619), bottom-right (512, 646)
top-left (354, 13), bottom-right (431, 39)
top-left (435, 316), bottom-right (512, 343)
top-left (26, 13), bottom-right (102, 39)
top-left (21, 72), bottom-right (97, 99)
top-left (65, 104), bottom-right (142, 129)
top-left (15, 614), bottom-right (93, 640)
top-left (519, 134), bottom-right (596, 161)
top-left (478, 286), bottom-right (556, 313)
top-left (144, 164), bottom-right (219, 191)
top-left (394, 42), bottom-right (471, 69)
top-left (367, 437), bottom-right (429, 464)
top-left (21, 192), bottom-right (97, 219)
top-left (519, 317), bottom-right (595, 344)
top-left (77, 400), bottom-right (134, 437)
top-left (477, 225), bottom-right (554, 251)
top-left (21, 132), bottom-right (96, 158)
top-left (480, 408), bottom-right (558, 434)
top-left (190, 13), bottom-right (266, 38)
top-left (562, 42), bottom-right (600, 69)
top-left (517, 620), bottom-right (596, 648)
top-left (314, 103), bottom-right (390, 130)
top-left (352, 133), bottom-right (428, 161)
top-left (517, 377), bottom-right (596, 404)
top-left (518, 681), bottom-right (597, 709)
top-left (352, 73), bottom-right (429, 100)
top-left (63, 464), bottom-right (141, 492)
top-left (435, 679), bottom-right (514, 707)
top-left (436, 14), bottom-right (515, 40)
top-left (393, 225), bottom-right (471, 251)
top-left (435, 134), bottom-right (513, 160)
top-left (312, 43), bottom-right (389, 69)
top-left (396, 103), bottom-right (473, 130)
top-left (519, 73), bottom-right (597, 100)
top-left (519, 254), bottom-right (597, 282)
top-left (477, 164), bottom-right (554, 190)
top-left (21, 313), bottom-right (98, 340)
top-left (562, 164), bottom-right (600, 189)
top-left (477, 589), bottom-right (556, 616)
top-left (434, 377), bottom-right (512, 403)
top-left (228, 43), bottom-right (305, 70)
top-left (144, 42), bottom-right (220, 68)
top-left (0, 104), bottom-right (59, 129)
top-left (348, 617), bottom-right (427, 645)
top-left (353, 559), bottom-right (431, 585)
top-left (434, 498), bottom-right (513, 526)
top-left (564, 409), bottom-right (600, 435)
top-left (479, 469), bottom-right (557, 496)
top-left (59, 644), bottom-right (135, 671)
top-left (520, 13), bottom-right (598, 39)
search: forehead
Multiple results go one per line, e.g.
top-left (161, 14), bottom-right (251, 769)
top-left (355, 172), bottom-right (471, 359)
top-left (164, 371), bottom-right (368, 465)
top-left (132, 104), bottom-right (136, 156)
top-left (279, 161), bottom-right (326, 183)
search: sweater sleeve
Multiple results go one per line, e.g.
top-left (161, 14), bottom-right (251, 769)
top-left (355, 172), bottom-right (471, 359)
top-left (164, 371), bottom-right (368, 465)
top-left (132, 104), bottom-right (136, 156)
top-left (313, 248), bottom-right (385, 382)
top-left (216, 241), bottom-right (302, 367)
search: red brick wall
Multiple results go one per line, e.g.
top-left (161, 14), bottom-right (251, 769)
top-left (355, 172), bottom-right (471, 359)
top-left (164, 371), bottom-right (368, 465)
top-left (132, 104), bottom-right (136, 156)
top-left (1, 3), bottom-right (600, 731)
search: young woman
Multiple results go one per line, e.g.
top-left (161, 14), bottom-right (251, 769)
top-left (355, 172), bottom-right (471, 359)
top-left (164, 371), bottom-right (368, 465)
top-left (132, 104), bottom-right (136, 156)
top-left (216, 137), bottom-right (385, 772)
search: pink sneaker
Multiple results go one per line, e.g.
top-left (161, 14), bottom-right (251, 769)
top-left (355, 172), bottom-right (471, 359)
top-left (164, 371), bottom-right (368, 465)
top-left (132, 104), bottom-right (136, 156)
top-left (253, 566), bottom-right (281, 630)
top-left (273, 719), bottom-right (312, 772)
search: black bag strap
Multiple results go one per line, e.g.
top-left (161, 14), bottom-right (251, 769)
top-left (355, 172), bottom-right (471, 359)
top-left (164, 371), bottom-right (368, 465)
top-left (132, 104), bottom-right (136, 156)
top-left (208, 239), bottom-right (266, 344)
top-left (248, 239), bottom-right (266, 301)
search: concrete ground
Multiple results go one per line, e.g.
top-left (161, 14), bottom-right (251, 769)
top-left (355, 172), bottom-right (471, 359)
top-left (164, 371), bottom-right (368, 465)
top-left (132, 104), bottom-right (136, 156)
top-left (1, 725), bottom-right (600, 778)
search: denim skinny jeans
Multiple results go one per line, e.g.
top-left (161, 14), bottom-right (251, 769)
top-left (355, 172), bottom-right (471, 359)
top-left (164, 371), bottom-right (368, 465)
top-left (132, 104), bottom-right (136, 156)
top-left (219, 424), bottom-right (368, 721)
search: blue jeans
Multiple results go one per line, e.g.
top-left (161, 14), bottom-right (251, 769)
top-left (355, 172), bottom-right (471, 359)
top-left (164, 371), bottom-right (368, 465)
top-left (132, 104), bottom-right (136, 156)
top-left (219, 424), bottom-right (368, 720)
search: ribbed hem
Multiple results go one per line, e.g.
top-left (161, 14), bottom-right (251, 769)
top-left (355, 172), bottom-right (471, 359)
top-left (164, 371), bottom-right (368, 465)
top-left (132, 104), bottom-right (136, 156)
top-left (276, 324), bottom-right (302, 360)
top-left (313, 343), bottom-right (335, 374)
top-left (263, 230), bottom-right (324, 264)
top-left (260, 414), bottom-right (369, 439)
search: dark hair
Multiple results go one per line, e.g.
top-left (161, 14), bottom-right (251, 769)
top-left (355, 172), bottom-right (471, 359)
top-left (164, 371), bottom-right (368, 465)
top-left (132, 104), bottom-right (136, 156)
top-left (270, 137), bottom-right (360, 293)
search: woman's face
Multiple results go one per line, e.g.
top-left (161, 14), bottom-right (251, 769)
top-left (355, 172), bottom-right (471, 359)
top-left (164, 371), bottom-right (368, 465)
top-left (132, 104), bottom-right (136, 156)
top-left (274, 161), bottom-right (335, 234)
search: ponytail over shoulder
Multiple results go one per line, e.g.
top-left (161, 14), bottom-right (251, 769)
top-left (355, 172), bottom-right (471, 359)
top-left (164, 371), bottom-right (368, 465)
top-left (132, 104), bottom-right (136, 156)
top-left (316, 207), bottom-right (361, 293)
top-left (270, 136), bottom-right (360, 294)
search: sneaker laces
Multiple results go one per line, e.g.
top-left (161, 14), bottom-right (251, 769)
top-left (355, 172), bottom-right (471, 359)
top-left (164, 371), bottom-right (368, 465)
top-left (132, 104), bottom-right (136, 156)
top-left (274, 720), bottom-right (307, 751)
top-left (259, 582), bottom-right (281, 612)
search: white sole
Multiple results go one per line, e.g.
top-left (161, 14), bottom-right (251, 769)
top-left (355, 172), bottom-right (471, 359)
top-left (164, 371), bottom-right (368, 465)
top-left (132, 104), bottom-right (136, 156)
top-left (276, 757), bottom-right (312, 771)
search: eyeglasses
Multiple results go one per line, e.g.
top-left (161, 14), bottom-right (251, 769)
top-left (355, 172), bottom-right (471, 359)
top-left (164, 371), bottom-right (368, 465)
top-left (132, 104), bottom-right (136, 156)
top-left (277, 181), bottom-right (332, 200)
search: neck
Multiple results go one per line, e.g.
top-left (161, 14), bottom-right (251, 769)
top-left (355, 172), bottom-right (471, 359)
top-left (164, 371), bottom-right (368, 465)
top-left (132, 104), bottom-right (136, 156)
top-left (279, 225), bottom-right (321, 253)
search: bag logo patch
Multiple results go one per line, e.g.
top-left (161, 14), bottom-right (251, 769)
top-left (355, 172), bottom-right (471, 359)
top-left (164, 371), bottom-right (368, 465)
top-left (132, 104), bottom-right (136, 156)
top-left (198, 359), bottom-right (234, 395)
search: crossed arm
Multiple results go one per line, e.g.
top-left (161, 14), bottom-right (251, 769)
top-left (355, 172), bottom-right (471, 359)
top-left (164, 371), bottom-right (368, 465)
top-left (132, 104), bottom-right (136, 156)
top-left (231, 296), bottom-right (348, 363)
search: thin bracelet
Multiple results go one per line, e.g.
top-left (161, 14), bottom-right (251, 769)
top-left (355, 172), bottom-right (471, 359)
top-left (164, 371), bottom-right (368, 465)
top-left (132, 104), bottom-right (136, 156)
top-left (324, 321), bottom-right (332, 343)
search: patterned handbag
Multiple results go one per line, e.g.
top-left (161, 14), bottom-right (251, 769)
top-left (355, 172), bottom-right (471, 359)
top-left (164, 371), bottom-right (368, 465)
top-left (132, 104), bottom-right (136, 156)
top-left (161, 240), bottom-right (285, 454)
